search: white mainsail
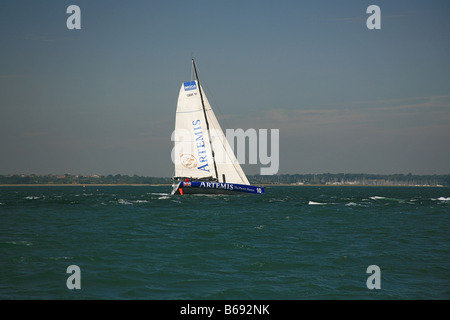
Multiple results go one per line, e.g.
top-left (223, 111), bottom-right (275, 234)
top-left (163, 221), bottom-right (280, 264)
top-left (173, 79), bottom-right (249, 185)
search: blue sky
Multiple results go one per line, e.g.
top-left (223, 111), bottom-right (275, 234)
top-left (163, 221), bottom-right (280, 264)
top-left (1, 0), bottom-right (449, 176)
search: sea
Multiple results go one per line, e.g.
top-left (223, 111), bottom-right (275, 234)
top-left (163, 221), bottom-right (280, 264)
top-left (0, 185), bottom-right (449, 301)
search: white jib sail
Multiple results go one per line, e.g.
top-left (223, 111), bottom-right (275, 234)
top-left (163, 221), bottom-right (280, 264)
top-left (173, 80), bottom-right (249, 185)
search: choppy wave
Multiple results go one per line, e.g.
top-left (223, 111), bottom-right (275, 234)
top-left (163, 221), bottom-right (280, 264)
top-left (117, 199), bottom-right (151, 205)
top-left (1, 185), bottom-right (449, 300)
top-left (4, 240), bottom-right (32, 246)
top-left (118, 199), bottom-right (133, 205)
top-left (24, 196), bottom-right (41, 200)
top-left (432, 197), bottom-right (450, 201)
top-left (368, 195), bottom-right (406, 203)
top-left (308, 201), bottom-right (327, 205)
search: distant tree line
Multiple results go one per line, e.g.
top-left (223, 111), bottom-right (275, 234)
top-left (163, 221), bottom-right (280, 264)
top-left (247, 173), bottom-right (450, 186)
top-left (0, 173), bottom-right (449, 186)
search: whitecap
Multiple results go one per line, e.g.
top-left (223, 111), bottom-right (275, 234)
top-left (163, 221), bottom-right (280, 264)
top-left (308, 201), bottom-right (327, 205)
top-left (118, 199), bottom-right (133, 205)
top-left (49, 256), bottom-right (73, 260)
top-left (24, 196), bottom-right (40, 200)
top-left (6, 241), bottom-right (32, 246)
top-left (133, 200), bottom-right (149, 203)
top-left (345, 202), bottom-right (358, 206)
top-left (433, 197), bottom-right (450, 201)
top-left (370, 196), bottom-right (386, 200)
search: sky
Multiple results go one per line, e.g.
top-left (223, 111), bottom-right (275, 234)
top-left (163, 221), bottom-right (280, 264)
top-left (1, 0), bottom-right (449, 176)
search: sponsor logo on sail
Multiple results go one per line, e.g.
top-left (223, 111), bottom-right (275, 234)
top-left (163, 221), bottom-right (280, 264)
top-left (192, 120), bottom-right (210, 172)
top-left (180, 153), bottom-right (197, 169)
top-left (184, 81), bottom-right (197, 91)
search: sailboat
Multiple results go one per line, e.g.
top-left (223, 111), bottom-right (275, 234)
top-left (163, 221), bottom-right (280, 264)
top-left (171, 60), bottom-right (264, 195)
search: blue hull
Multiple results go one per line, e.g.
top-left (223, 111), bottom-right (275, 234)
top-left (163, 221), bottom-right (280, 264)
top-left (175, 181), bottom-right (264, 195)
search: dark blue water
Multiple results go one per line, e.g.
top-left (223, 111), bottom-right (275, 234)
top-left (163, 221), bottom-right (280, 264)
top-left (1, 186), bottom-right (449, 299)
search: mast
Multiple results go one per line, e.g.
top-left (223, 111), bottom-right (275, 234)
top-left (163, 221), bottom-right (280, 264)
top-left (192, 59), bottom-right (219, 181)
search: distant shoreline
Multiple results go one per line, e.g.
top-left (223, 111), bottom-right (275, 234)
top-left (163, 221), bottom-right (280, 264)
top-left (2, 174), bottom-right (448, 187)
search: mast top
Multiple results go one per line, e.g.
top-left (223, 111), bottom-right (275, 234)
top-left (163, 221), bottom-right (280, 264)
top-left (192, 59), bottom-right (200, 84)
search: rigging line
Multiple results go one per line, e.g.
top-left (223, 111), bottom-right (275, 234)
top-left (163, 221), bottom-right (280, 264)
top-left (199, 72), bottom-right (232, 131)
top-left (190, 62), bottom-right (232, 131)
top-left (195, 64), bottom-right (256, 181)
top-left (196, 89), bottom-right (249, 183)
top-left (199, 69), bottom-right (259, 179)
